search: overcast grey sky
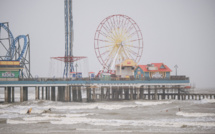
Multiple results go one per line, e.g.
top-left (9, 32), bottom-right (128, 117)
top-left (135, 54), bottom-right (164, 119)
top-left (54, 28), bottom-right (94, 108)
top-left (0, 0), bottom-right (215, 88)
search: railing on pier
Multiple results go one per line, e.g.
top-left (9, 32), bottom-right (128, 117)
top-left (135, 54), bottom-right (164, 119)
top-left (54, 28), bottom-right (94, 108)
top-left (18, 75), bottom-right (189, 82)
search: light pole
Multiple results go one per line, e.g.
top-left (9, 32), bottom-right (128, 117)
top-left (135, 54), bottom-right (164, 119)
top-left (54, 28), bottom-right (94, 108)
top-left (75, 63), bottom-right (78, 78)
top-left (174, 64), bottom-right (178, 76)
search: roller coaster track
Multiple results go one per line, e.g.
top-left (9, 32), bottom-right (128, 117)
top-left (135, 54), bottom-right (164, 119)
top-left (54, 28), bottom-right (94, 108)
top-left (0, 23), bottom-right (28, 61)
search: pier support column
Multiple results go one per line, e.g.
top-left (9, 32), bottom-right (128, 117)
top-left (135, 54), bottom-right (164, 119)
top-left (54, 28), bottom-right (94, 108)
top-left (20, 87), bottom-right (23, 102)
top-left (20, 87), bottom-right (28, 102)
top-left (148, 86), bottom-right (151, 100)
top-left (133, 87), bottom-right (137, 100)
top-left (77, 86), bottom-right (82, 102)
top-left (130, 86), bottom-right (133, 100)
top-left (86, 86), bottom-right (91, 102)
top-left (136, 87), bottom-right (140, 100)
top-left (42, 87), bottom-right (44, 100)
top-left (12, 87), bottom-right (14, 102)
top-left (92, 88), bottom-right (96, 101)
top-left (111, 87), bottom-right (114, 100)
top-left (35, 86), bottom-right (39, 100)
top-left (72, 86), bottom-right (77, 102)
top-left (119, 87), bottom-right (123, 100)
top-left (143, 87), bottom-right (146, 100)
top-left (8, 87), bottom-right (12, 103)
top-left (140, 86), bottom-right (143, 99)
top-left (162, 85), bottom-right (165, 100)
top-left (46, 87), bottom-right (50, 100)
top-left (115, 87), bottom-right (119, 100)
top-left (64, 86), bottom-right (70, 102)
top-left (78, 86), bottom-right (82, 102)
top-left (101, 87), bottom-right (104, 100)
top-left (124, 87), bottom-right (129, 100)
top-left (4, 87), bottom-right (8, 103)
top-left (57, 86), bottom-right (65, 102)
top-left (51, 86), bottom-right (55, 101)
top-left (154, 86), bottom-right (158, 100)
top-left (107, 87), bottom-right (110, 100)
top-left (24, 87), bottom-right (28, 101)
top-left (177, 86), bottom-right (180, 100)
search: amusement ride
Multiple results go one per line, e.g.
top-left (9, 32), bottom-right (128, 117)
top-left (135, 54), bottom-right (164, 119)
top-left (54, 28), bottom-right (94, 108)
top-left (94, 14), bottom-right (143, 76)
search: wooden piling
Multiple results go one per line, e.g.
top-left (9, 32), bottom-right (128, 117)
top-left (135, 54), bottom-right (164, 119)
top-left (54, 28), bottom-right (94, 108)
top-left (93, 88), bottom-right (96, 101)
top-left (124, 87), bottom-right (129, 100)
top-left (35, 86), bottom-right (39, 100)
top-left (101, 87), bottom-right (104, 100)
top-left (162, 85), bottom-right (165, 100)
top-left (64, 86), bottom-right (70, 102)
top-left (140, 86), bottom-right (143, 99)
top-left (57, 86), bottom-right (65, 102)
top-left (12, 87), bottom-right (14, 102)
top-left (46, 87), bottom-right (50, 100)
top-left (148, 86), bottom-right (151, 100)
top-left (130, 86), bottom-right (133, 100)
top-left (78, 86), bottom-right (82, 102)
top-left (86, 86), bottom-right (91, 102)
top-left (20, 86), bottom-right (23, 102)
top-left (51, 86), bottom-right (55, 101)
top-left (23, 87), bottom-right (28, 101)
top-left (177, 86), bottom-right (180, 100)
top-left (42, 87), bottom-right (44, 100)
top-left (119, 87), bottom-right (123, 100)
top-left (4, 87), bottom-right (8, 102)
top-left (154, 86), bottom-right (158, 100)
top-left (72, 86), bottom-right (77, 101)
top-left (107, 87), bottom-right (110, 100)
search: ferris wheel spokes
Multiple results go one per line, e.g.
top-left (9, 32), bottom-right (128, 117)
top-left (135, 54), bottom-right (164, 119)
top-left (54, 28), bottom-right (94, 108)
top-left (94, 14), bottom-right (143, 70)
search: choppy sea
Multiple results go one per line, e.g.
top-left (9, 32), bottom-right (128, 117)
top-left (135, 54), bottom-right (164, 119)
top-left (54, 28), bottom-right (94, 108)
top-left (0, 89), bottom-right (215, 134)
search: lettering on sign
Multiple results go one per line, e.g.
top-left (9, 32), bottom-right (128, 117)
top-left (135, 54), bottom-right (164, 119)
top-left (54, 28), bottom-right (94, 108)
top-left (2, 72), bottom-right (15, 78)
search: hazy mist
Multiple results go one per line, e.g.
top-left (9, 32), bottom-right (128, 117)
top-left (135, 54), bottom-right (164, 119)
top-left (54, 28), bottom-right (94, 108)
top-left (0, 0), bottom-right (215, 88)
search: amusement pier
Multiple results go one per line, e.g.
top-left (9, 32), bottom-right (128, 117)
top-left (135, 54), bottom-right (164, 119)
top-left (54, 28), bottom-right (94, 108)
top-left (0, 0), bottom-right (214, 103)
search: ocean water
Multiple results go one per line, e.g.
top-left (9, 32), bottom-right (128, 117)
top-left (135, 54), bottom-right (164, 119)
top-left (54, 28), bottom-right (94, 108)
top-left (0, 91), bottom-right (215, 134)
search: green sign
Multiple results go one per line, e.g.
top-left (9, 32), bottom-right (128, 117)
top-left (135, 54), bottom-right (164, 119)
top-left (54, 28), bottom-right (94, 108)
top-left (0, 71), bottom-right (19, 78)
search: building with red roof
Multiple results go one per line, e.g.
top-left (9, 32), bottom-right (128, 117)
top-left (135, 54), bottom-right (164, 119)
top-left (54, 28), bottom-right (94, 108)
top-left (134, 63), bottom-right (172, 79)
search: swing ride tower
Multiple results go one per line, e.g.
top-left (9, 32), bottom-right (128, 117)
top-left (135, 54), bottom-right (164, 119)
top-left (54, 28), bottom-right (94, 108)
top-left (51, 0), bottom-right (86, 78)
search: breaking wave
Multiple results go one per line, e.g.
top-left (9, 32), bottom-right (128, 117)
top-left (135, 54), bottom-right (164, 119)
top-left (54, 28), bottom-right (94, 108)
top-left (7, 116), bottom-right (215, 128)
top-left (135, 101), bottom-right (172, 106)
top-left (176, 111), bottom-right (215, 117)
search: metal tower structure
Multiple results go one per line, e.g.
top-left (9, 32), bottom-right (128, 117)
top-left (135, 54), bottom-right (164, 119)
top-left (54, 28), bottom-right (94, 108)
top-left (52, 0), bottom-right (86, 78)
top-left (64, 0), bottom-right (74, 78)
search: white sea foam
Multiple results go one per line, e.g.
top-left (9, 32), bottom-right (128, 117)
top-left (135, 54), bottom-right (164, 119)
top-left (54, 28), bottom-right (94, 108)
top-left (23, 116), bottom-right (61, 121)
top-left (7, 119), bottom-right (38, 124)
top-left (0, 104), bottom-right (11, 108)
top-left (50, 117), bottom-right (215, 128)
top-left (135, 101), bottom-right (172, 106)
top-left (176, 111), bottom-right (215, 117)
top-left (97, 104), bottom-right (137, 110)
top-left (7, 113), bottom-right (95, 124)
top-left (41, 113), bottom-right (94, 117)
top-left (6, 111), bottom-right (215, 128)
top-left (0, 113), bottom-right (21, 119)
top-left (42, 103), bottom-right (136, 110)
top-left (200, 99), bottom-right (215, 104)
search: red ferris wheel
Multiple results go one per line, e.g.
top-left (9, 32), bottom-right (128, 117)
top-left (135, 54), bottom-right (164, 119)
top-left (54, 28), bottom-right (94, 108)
top-left (94, 14), bottom-right (143, 71)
